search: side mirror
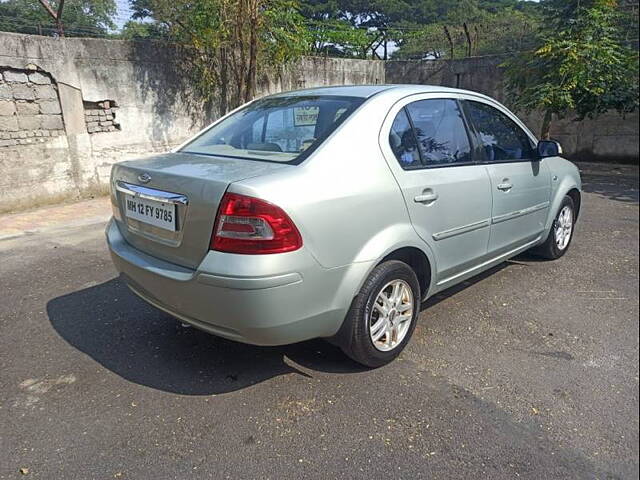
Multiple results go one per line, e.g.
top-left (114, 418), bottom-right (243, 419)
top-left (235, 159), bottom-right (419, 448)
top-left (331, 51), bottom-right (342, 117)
top-left (537, 139), bottom-right (563, 159)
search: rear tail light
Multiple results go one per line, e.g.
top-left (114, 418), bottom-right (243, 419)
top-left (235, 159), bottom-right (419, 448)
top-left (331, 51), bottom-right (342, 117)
top-left (211, 192), bottom-right (303, 254)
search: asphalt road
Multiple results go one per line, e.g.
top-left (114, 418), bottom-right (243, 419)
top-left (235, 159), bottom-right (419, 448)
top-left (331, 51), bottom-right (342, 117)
top-left (1, 163), bottom-right (638, 479)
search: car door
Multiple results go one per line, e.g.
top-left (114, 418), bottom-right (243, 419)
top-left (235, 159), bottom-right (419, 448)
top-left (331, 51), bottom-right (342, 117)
top-left (381, 95), bottom-right (493, 285)
top-left (462, 100), bottom-right (551, 256)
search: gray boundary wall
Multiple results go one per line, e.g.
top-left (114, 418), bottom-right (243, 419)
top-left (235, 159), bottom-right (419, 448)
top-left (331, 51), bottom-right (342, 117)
top-left (0, 32), bottom-right (384, 210)
top-left (0, 32), bottom-right (637, 211)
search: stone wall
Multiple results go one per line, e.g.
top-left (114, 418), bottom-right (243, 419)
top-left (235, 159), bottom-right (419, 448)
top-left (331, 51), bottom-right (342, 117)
top-left (0, 31), bottom-right (637, 211)
top-left (0, 32), bottom-right (384, 211)
top-left (0, 68), bottom-right (65, 147)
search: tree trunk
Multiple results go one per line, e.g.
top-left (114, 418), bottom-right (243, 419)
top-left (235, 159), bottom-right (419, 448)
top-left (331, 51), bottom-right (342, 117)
top-left (219, 47), bottom-right (229, 115)
top-left (541, 110), bottom-right (553, 139)
top-left (245, 0), bottom-right (259, 103)
top-left (463, 23), bottom-right (471, 57)
top-left (37, 0), bottom-right (64, 36)
top-left (56, 0), bottom-right (65, 36)
top-left (444, 26), bottom-right (454, 59)
top-left (236, 0), bottom-right (247, 104)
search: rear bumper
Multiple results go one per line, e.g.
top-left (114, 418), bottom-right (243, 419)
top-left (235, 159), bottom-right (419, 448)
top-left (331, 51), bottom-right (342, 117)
top-left (106, 219), bottom-right (371, 345)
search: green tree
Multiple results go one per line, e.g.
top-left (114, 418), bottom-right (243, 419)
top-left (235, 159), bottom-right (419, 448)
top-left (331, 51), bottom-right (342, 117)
top-left (504, 0), bottom-right (639, 138)
top-left (393, 4), bottom-right (541, 59)
top-left (299, 0), bottom-right (423, 58)
top-left (298, 0), bottom-right (508, 28)
top-left (120, 20), bottom-right (167, 39)
top-left (0, 0), bottom-right (116, 36)
top-left (129, 0), bottom-right (308, 112)
top-left (306, 19), bottom-right (383, 57)
top-left (297, 0), bottom-right (543, 59)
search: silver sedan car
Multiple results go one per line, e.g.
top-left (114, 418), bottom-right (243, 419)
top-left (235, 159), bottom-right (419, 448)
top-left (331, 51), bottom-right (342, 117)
top-left (106, 85), bottom-right (581, 367)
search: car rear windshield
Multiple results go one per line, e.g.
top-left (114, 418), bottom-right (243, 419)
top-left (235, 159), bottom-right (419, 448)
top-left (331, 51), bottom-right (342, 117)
top-left (180, 95), bottom-right (365, 164)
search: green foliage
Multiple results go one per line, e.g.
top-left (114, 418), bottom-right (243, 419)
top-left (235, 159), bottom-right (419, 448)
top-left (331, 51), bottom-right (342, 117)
top-left (298, 0), bottom-right (544, 59)
top-left (120, 20), bottom-right (167, 40)
top-left (129, 0), bottom-right (309, 111)
top-left (261, 0), bottom-right (310, 65)
top-left (393, 4), bottom-right (541, 59)
top-left (299, 0), bottom-right (532, 27)
top-left (504, 0), bottom-right (639, 137)
top-left (306, 19), bottom-right (377, 57)
top-left (0, 0), bottom-right (117, 36)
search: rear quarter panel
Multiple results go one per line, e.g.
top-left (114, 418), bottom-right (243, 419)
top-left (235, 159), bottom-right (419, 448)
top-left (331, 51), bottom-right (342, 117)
top-left (229, 94), bottom-right (431, 273)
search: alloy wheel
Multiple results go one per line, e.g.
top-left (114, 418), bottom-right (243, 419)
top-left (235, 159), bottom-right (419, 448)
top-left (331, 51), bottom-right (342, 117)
top-left (554, 205), bottom-right (573, 250)
top-left (369, 279), bottom-right (414, 352)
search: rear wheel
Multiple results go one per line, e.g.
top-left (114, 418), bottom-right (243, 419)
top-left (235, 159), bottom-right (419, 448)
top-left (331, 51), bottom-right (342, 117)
top-left (339, 260), bottom-right (420, 368)
top-left (534, 195), bottom-right (576, 260)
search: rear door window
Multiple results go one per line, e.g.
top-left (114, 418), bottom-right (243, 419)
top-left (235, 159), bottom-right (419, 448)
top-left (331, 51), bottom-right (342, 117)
top-left (405, 99), bottom-right (472, 167)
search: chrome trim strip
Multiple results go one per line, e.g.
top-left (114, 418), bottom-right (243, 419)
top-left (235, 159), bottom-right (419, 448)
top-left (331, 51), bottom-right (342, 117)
top-left (116, 181), bottom-right (188, 205)
top-left (491, 201), bottom-right (549, 225)
top-left (432, 219), bottom-right (491, 241)
top-left (436, 236), bottom-right (542, 286)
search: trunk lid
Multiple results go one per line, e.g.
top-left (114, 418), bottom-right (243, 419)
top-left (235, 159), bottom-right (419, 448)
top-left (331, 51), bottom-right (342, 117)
top-left (111, 152), bottom-right (291, 268)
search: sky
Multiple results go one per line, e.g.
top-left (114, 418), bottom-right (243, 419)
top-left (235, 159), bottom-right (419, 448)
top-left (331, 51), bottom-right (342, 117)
top-left (115, 0), bottom-right (133, 28)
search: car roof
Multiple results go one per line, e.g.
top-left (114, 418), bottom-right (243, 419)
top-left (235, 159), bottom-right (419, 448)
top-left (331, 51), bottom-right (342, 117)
top-left (266, 84), bottom-right (487, 99)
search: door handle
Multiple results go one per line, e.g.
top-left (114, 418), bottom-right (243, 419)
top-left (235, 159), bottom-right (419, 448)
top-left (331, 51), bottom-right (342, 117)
top-left (497, 182), bottom-right (513, 192)
top-left (414, 190), bottom-right (438, 204)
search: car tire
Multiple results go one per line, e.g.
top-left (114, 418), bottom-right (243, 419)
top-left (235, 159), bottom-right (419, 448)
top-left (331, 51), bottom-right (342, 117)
top-left (533, 195), bottom-right (576, 260)
top-left (339, 260), bottom-right (420, 368)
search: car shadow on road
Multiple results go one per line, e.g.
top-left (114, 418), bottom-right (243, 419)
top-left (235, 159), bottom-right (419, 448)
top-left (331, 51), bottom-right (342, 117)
top-left (47, 254), bottom-right (544, 396)
top-left (421, 261), bottom-right (512, 311)
top-left (47, 277), bottom-right (367, 396)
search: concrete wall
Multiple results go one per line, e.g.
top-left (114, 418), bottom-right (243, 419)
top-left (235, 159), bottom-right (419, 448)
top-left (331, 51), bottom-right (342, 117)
top-left (0, 31), bottom-right (636, 211)
top-left (385, 56), bottom-right (640, 164)
top-left (0, 32), bottom-right (384, 211)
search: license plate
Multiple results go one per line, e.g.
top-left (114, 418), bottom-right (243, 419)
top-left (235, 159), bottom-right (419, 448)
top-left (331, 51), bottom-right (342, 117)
top-left (124, 195), bottom-right (176, 231)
